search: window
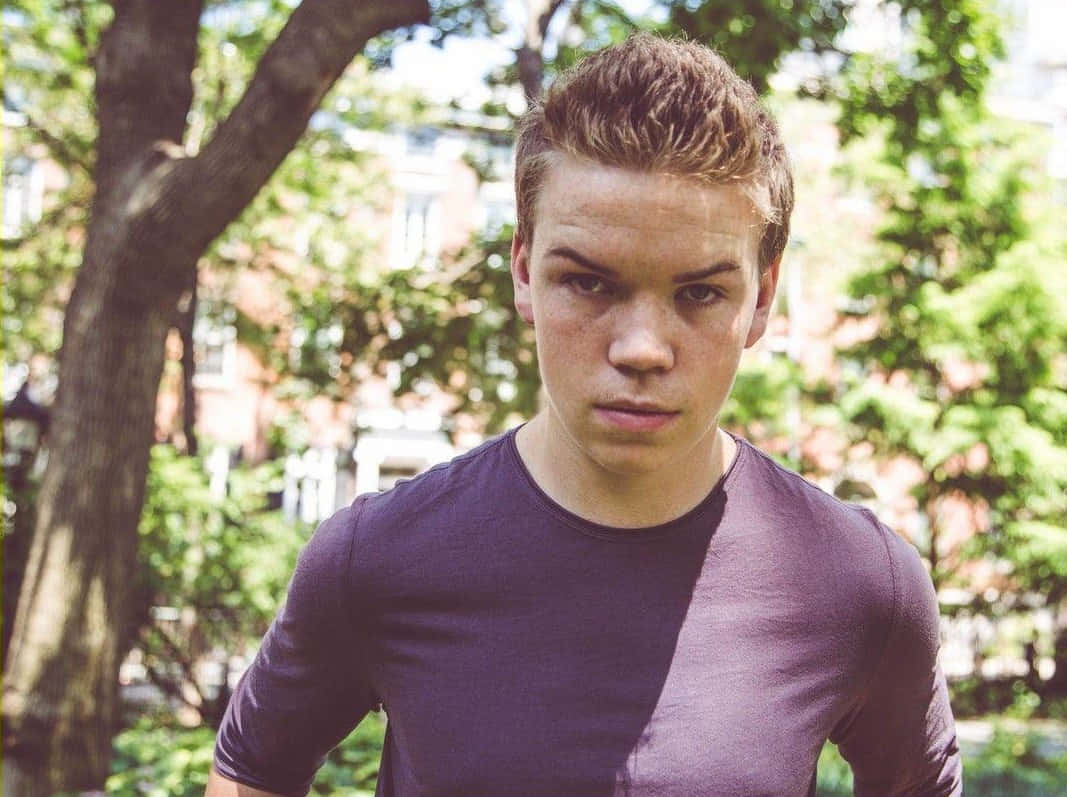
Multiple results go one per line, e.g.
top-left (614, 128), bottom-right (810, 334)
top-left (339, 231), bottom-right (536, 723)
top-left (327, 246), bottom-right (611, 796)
top-left (392, 192), bottom-right (441, 269)
top-left (2, 156), bottom-right (43, 239)
top-left (193, 301), bottom-right (237, 387)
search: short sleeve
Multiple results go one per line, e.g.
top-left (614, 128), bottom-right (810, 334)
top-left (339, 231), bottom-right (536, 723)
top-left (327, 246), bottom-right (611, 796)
top-left (213, 501), bottom-right (378, 795)
top-left (830, 521), bottom-right (962, 796)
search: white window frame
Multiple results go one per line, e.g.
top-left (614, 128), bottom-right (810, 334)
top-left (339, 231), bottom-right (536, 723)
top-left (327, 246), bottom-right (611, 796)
top-left (390, 190), bottom-right (442, 270)
top-left (1, 155), bottom-right (44, 239)
top-left (192, 301), bottom-right (238, 389)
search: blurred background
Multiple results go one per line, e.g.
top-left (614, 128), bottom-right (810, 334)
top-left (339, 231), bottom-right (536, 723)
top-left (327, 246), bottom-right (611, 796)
top-left (2, 1), bottom-right (1065, 794)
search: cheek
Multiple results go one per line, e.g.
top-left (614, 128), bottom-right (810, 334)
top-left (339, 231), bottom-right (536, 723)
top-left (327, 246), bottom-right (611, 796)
top-left (535, 315), bottom-right (590, 364)
top-left (534, 288), bottom-right (600, 337)
top-left (690, 307), bottom-right (746, 342)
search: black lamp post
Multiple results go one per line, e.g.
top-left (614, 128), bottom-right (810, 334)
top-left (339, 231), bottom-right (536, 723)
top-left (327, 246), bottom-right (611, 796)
top-left (2, 380), bottom-right (49, 665)
top-left (2, 381), bottom-right (49, 489)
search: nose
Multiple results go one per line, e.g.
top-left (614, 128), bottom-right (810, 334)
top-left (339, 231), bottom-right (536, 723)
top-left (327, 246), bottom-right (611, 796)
top-left (607, 299), bottom-right (675, 373)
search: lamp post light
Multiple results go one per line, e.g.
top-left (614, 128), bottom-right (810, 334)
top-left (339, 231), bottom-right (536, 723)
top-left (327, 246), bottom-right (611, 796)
top-left (2, 381), bottom-right (50, 490)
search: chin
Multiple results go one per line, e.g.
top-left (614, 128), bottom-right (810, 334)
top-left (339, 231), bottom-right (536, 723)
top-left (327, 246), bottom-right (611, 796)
top-left (582, 441), bottom-right (682, 478)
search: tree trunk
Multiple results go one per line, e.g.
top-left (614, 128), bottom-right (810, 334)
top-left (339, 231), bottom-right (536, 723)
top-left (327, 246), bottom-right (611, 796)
top-left (0, 0), bottom-right (429, 792)
top-left (2, 6), bottom-right (204, 790)
top-left (1, 249), bottom-right (182, 795)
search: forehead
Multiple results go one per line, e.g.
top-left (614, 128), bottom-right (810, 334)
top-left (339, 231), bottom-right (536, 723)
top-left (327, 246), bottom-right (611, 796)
top-left (532, 154), bottom-right (763, 270)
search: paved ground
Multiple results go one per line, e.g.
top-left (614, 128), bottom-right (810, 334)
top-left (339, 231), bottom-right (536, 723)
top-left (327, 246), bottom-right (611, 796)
top-left (956, 718), bottom-right (1067, 760)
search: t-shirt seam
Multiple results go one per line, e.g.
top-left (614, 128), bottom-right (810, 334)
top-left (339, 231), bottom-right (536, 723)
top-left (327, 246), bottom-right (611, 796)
top-left (740, 443), bottom-right (902, 691)
top-left (341, 494), bottom-right (379, 706)
top-left (741, 443), bottom-right (902, 711)
top-left (736, 440), bottom-right (840, 508)
top-left (855, 507), bottom-right (901, 703)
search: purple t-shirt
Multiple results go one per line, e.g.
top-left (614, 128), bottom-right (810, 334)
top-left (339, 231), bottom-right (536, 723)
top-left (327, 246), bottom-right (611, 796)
top-left (214, 430), bottom-right (961, 796)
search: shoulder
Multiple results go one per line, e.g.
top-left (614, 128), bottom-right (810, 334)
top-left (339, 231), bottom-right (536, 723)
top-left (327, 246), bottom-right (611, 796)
top-left (315, 431), bottom-right (521, 573)
top-left (730, 438), bottom-right (899, 553)
top-left (729, 438), bottom-right (934, 623)
top-left (353, 430), bottom-right (516, 537)
top-left (277, 434), bottom-right (516, 634)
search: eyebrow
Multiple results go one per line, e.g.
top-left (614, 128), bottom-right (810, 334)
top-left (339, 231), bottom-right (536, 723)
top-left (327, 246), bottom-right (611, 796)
top-left (545, 246), bottom-right (742, 283)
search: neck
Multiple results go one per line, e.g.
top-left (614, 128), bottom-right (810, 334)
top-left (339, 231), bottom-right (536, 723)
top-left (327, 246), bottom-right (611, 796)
top-left (515, 415), bottom-right (736, 529)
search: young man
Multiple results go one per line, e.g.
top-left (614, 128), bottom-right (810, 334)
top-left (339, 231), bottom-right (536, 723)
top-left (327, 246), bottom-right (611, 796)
top-left (208, 34), bottom-right (962, 796)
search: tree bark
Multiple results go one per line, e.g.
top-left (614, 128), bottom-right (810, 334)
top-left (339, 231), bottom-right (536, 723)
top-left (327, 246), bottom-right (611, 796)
top-left (0, 0), bottom-right (429, 793)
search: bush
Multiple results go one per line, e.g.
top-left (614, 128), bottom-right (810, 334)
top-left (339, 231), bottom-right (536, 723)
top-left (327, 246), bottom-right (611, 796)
top-left (109, 713), bottom-right (1067, 796)
top-left (312, 712), bottom-right (387, 795)
top-left (817, 728), bottom-right (1067, 797)
top-left (131, 445), bottom-right (311, 726)
top-left (108, 717), bottom-right (216, 797)
top-left (108, 713), bottom-right (387, 797)
top-left (964, 728), bottom-right (1067, 797)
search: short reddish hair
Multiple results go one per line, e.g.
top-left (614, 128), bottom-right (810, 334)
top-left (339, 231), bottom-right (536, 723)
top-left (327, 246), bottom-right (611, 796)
top-left (514, 33), bottom-right (793, 270)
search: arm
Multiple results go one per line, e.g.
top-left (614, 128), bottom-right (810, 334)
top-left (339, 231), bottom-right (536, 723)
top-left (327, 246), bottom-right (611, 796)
top-left (210, 502), bottom-right (378, 795)
top-left (831, 526), bottom-right (963, 796)
top-left (206, 768), bottom-right (285, 797)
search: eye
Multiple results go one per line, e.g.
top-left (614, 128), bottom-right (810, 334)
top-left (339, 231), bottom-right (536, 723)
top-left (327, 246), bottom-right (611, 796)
top-left (564, 273), bottom-right (612, 295)
top-left (676, 283), bottom-right (721, 304)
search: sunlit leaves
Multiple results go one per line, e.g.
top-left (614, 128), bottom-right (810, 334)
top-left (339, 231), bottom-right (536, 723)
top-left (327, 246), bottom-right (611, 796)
top-left (662, 0), bottom-right (850, 95)
top-left (832, 1), bottom-right (1067, 598)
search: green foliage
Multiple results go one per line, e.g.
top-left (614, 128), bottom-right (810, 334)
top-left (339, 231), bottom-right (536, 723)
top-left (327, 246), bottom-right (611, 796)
top-left (662, 0), bottom-right (851, 95)
top-left (134, 445), bottom-right (310, 723)
top-left (459, 0), bottom-right (853, 99)
top-left (106, 713), bottom-right (1067, 797)
top-left (2, 0), bottom-right (100, 365)
top-left (360, 224), bottom-right (540, 432)
top-left (814, 741), bottom-right (853, 797)
top-left (2, 0), bottom-right (423, 411)
top-left (950, 676), bottom-right (1044, 720)
top-left (313, 712), bottom-right (388, 795)
top-left (830, 1), bottom-right (1067, 600)
top-left (722, 353), bottom-right (804, 471)
top-left (138, 444), bottom-right (306, 629)
top-left (106, 712), bottom-right (387, 797)
top-left (108, 716), bottom-right (217, 797)
top-left (816, 729), bottom-right (1067, 797)
top-left (964, 728), bottom-right (1067, 796)
top-left (1, 0), bottom-right (105, 166)
top-left (835, 0), bottom-right (1005, 150)
top-left (424, 0), bottom-right (510, 44)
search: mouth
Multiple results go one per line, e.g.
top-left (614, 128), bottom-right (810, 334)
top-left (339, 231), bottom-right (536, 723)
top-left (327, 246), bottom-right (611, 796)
top-left (594, 402), bottom-right (680, 431)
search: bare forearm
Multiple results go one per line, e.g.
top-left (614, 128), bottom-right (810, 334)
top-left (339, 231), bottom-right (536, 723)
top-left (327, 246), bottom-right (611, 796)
top-left (205, 767), bottom-right (287, 797)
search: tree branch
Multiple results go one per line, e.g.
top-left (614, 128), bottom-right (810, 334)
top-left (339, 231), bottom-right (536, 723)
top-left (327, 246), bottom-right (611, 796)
top-left (516, 0), bottom-right (568, 103)
top-left (140, 622), bottom-right (207, 710)
top-left (61, 0), bottom-right (94, 65)
top-left (540, 0), bottom-right (568, 39)
top-left (175, 272), bottom-right (199, 457)
top-left (2, 95), bottom-right (93, 175)
top-left (143, 659), bottom-right (201, 713)
top-left (152, 0), bottom-right (430, 263)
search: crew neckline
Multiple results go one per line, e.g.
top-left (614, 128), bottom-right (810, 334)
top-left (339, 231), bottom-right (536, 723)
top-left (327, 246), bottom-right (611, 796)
top-left (503, 426), bottom-right (746, 543)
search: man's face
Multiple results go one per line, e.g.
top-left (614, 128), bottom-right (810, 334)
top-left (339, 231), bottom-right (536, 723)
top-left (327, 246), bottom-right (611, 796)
top-left (511, 154), bottom-right (779, 479)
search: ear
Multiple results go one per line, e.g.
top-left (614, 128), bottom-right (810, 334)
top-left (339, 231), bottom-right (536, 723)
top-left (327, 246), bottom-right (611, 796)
top-left (744, 257), bottom-right (781, 349)
top-left (511, 233), bottom-right (535, 325)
